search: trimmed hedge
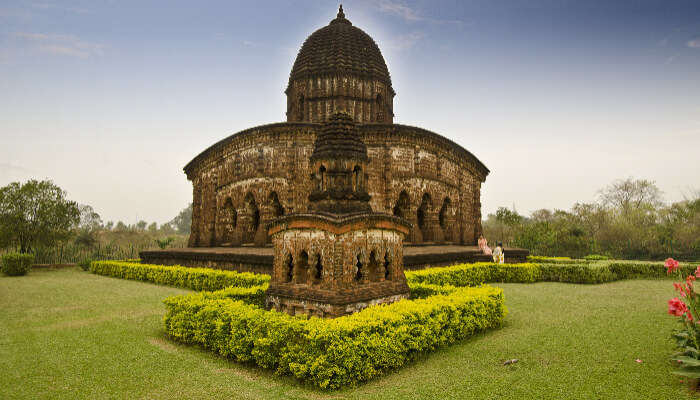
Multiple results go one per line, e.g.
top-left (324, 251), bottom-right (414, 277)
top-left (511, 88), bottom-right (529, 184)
top-left (405, 262), bottom-right (540, 287)
top-left (527, 255), bottom-right (571, 262)
top-left (538, 260), bottom-right (699, 284)
top-left (90, 260), bottom-right (269, 291)
top-left (538, 262), bottom-right (615, 283)
top-left (163, 283), bottom-right (506, 389)
top-left (1, 253), bottom-right (35, 276)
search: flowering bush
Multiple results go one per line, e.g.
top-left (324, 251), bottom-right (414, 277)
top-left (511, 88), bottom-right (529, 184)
top-left (666, 257), bottom-right (700, 380)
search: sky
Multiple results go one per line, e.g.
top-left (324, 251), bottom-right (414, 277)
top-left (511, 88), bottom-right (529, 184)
top-left (1, 0), bottom-right (699, 225)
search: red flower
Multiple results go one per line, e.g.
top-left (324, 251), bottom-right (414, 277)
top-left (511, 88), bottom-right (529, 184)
top-left (688, 311), bottom-right (694, 322)
top-left (669, 297), bottom-right (689, 317)
top-left (666, 258), bottom-right (680, 274)
top-left (695, 266), bottom-right (700, 279)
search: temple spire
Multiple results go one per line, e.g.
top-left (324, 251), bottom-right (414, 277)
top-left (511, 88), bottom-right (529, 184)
top-left (330, 4), bottom-right (351, 25)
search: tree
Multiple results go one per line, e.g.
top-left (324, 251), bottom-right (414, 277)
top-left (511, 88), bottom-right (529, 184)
top-left (136, 220), bottom-right (148, 231)
top-left (78, 204), bottom-right (102, 231)
top-left (0, 180), bottom-right (80, 253)
top-left (170, 203), bottom-right (192, 234)
top-left (147, 222), bottom-right (158, 232)
top-left (115, 221), bottom-right (128, 231)
top-left (598, 177), bottom-right (663, 214)
top-left (104, 221), bottom-right (114, 231)
top-left (495, 207), bottom-right (523, 226)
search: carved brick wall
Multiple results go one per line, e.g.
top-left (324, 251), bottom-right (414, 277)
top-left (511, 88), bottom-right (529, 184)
top-left (184, 123), bottom-right (488, 247)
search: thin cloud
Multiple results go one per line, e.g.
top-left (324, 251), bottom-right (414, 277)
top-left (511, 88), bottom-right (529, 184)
top-left (0, 163), bottom-right (36, 173)
top-left (688, 39), bottom-right (700, 48)
top-left (30, 3), bottom-right (90, 14)
top-left (13, 32), bottom-right (104, 58)
top-left (39, 45), bottom-right (90, 58)
top-left (377, 0), bottom-right (422, 21)
top-left (385, 31), bottom-right (425, 51)
top-left (375, 0), bottom-right (467, 25)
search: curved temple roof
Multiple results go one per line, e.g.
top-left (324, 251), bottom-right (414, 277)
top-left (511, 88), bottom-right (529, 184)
top-left (287, 5), bottom-right (393, 94)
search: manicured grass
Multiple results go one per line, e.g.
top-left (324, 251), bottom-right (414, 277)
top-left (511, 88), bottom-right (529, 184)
top-left (0, 268), bottom-right (695, 399)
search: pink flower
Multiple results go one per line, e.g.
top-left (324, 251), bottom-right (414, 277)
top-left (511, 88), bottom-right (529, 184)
top-left (695, 266), bottom-right (700, 279)
top-left (635, 359), bottom-right (642, 363)
top-left (669, 297), bottom-right (689, 317)
top-left (666, 258), bottom-right (680, 274)
top-left (688, 311), bottom-right (694, 322)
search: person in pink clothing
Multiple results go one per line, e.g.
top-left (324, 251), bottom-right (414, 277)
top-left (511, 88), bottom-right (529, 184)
top-left (478, 234), bottom-right (492, 255)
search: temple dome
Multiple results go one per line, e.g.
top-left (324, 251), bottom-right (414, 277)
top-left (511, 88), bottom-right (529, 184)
top-left (288, 5), bottom-right (393, 90)
top-left (310, 112), bottom-right (368, 161)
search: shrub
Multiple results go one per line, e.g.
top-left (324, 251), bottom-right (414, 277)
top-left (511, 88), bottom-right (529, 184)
top-left (90, 260), bottom-right (269, 291)
top-left (527, 255), bottom-right (571, 263)
top-left (584, 254), bottom-right (609, 261)
top-left (163, 283), bottom-right (506, 389)
top-left (1, 253), bottom-right (35, 276)
top-left (405, 262), bottom-right (540, 287)
top-left (77, 259), bottom-right (92, 271)
top-left (537, 262), bottom-right (615, 284)
top-left (535, 260), bottom-right (698, 284)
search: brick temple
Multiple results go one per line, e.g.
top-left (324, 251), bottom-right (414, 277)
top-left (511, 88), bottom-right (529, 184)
top-left (265, 112), bottom-right (411, 317)
top-left (141, 6), bottom-right (528, 273)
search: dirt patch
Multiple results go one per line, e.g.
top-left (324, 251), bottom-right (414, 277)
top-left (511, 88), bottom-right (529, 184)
top-left (148, 337), bottom-right (179, 354)
top-left (213, 367), bottom-right (261, 382)
top-left (34, 310), bottom-right (159, 331)
top-left (31, 263), bottom-right (77, 269)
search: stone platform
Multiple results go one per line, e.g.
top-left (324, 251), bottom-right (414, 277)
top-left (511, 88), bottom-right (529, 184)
top-left (140, 245), bottom-right (529, 275)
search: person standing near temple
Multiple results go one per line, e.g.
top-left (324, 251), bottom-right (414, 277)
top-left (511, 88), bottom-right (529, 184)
top-left (492, 242), bottom-right (505, 264)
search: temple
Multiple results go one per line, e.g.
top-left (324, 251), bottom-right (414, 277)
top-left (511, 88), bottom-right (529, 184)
top-left (140, 6), bottom-right (528, 274)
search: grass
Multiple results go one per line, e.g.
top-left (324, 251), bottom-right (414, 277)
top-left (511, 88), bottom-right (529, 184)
top-left (1, 268), bottom-right (696, 399)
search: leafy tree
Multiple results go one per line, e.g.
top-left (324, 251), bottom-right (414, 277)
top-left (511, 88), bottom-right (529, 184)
top-left (78, 204), bottom-right (102, 231)
top-left (104, 221), bottom-right (114, 231)
top-left (74, 204), bottom-right (102, 248)
top-left (147, 222), bottom-right (158, 232)
top-left (598, 177), bottom-right (663, 214)
top-left (115, 221), bottom-right (128, 231)
top-left (0, 180), bottom-right (80, 253)
top-left (158, 223), bottom-right (176, 235)
top-left (170, 203), bottom-right (192, 234)
top-left (495, 207), bottom-right (523, 226)
top-left (136, 220), bottom-right (148, 231)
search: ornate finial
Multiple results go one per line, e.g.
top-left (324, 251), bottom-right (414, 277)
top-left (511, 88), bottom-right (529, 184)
top-left (330, 4), bottom-right (351, 25)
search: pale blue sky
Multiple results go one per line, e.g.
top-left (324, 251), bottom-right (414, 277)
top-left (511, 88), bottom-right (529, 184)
top-left (1, 0), bottom-right (699, 224)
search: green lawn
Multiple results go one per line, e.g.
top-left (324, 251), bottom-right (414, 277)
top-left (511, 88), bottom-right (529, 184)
top-left (0, 267), bottom-right (695, 399)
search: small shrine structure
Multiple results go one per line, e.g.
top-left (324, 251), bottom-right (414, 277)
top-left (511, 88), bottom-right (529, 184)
top-left (265, 112), bottom-right (411, 317)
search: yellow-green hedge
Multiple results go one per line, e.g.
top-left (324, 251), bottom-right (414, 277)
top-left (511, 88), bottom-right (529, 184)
top-left (89, 260), bottom-right (269, 291)
top-left (163, 283), bottom-right (506, 389)
top-left (405, 262), bottom-right (540, 287)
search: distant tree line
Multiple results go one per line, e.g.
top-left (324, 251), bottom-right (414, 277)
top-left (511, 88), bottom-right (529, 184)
top-left (483, 178), bottom-right (700, 260)
top-left (0, 179), bottom-right (192, 255)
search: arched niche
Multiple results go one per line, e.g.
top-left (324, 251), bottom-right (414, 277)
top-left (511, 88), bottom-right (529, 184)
top-left (352, 165), bottom-right (362, 191)
top-left (439, 197), bottom-right (452, 242)
top-left (295, 250), bottom-right (310, 284)
top-left (417, 193), bottom-right (432, 241)
top-left (242, 192), bottom-right (259, 244)
top-left (393, 190), bottom-right (410, 219)
top-left (269, 192), bottom-right (284, 217)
